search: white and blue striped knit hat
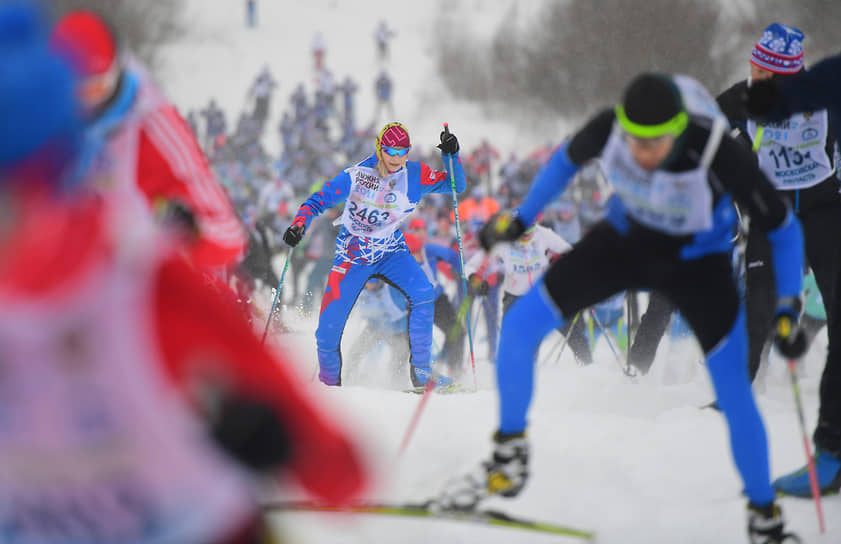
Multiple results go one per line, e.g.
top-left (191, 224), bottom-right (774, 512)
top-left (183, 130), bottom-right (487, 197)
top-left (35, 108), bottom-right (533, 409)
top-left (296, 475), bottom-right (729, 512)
top-left (750, 23), bottom-right (804, 75)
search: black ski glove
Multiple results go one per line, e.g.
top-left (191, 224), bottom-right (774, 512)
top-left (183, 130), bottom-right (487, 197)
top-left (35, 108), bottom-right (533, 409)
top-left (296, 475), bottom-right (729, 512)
top-left (478, 212), bottom-right (526, 251)
top-left (468, 274), bottom-right (490, 296)
top-left (744, 79), bottom-right (783, 121)
top-left (283, 223), bottom-right (306, 248)
top-left (773, 297), bottom-right (808, 359)
top-left (437, 130), bottom-right (460, 155)
top-left (155, 199), bottom-right (198, 238)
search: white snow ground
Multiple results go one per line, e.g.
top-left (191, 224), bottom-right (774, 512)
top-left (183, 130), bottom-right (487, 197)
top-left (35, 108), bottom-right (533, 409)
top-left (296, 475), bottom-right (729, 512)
top-left (159, 1), bottom-right (840, 542)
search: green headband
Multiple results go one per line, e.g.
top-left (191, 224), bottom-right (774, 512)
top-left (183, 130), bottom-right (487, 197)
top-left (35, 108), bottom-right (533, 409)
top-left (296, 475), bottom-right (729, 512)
top-left (614, 105), bottom-right (688, 139)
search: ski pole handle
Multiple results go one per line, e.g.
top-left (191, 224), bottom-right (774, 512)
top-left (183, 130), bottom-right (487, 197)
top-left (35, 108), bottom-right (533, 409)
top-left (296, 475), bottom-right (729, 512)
top-left (776, 315), bottom-right (793, 339)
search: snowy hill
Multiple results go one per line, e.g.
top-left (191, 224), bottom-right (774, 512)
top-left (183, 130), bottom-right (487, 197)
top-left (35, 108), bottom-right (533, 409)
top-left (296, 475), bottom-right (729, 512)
top-left (159, 0), bottom-right (570, 158)
top-left (158, 2), bottom-right (840, 543)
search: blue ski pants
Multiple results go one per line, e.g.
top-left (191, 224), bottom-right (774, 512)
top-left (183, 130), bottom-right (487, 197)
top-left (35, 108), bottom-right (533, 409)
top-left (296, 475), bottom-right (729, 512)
top-left (497, 221), bottom-right (776, 506)
top-left (316, 250), bottom-right (435, 385)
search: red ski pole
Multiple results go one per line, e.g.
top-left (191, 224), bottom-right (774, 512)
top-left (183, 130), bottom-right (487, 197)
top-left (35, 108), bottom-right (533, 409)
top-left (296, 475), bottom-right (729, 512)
top-left (785, 356), bottom-right (825, 533)
top-left (398, 255), bottom-right (491, 456)
top-left (779, 317), bottom-right (825, 533)
top-left (398, 379), bottom-right (436, 456)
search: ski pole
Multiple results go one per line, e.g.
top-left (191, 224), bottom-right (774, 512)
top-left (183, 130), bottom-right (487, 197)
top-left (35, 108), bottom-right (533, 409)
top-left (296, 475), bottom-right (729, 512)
top-left (444, 122), bottom-right (478, 388)
top-left (538, 314), bottom-right (570, 368)
top-left (538, 331), bottom-right (565, 368)
top-left (446, 293), bottom-right (474, 345)
top-left (398, 378), bottom-right (436, 455)
top-left (471, 295), bottom-right (483, 342)
top-left (589, 308), bottom-right (635, 376)
top-left (783, 347), bottom-right (825, 532)
top-left (398, 294), bottom-right (483, 458)
top-left (431, 337), bottom-right (442, 362)
top-left (261, 247), bottom-right (294, 344)
top-left (399, 124), bottom-right (472, 456)
top-left (541, 311), bottom-right (581, 367)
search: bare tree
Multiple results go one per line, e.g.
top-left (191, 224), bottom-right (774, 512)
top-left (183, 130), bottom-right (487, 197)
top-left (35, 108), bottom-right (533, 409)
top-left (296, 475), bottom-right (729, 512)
top-left (725, 0), bottom-right (841, 81)
top-left (48, 0), bottom-right (186, 74)
top-left (434, 0), bottom-right (841, 120)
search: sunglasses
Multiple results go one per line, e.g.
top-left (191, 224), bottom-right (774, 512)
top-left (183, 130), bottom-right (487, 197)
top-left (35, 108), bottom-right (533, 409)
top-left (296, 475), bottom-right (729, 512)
top-left (381, 145), bottom-right (410, 157)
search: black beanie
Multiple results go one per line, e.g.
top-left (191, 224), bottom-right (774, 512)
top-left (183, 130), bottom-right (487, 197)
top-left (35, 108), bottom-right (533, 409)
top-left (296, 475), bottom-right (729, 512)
top-left (621, 73), bottom-right (683, 126)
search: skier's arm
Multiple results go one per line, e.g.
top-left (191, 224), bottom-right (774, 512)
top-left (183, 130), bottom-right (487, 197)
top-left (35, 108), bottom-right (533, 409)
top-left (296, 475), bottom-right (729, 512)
top-left (515, 144), bottom-right (578, 225)
top-left (442, 245), bottom-right (464, 279)
top-left (153, 256), bottom-right (367, 505)
top-left (418, 155), bottom-right (467, 196)
top-left (778, 53), bottom-right (841, 117)
top-left (516, 109), bottom-right (612, 225)
top-left (715, 81), bottom-right (752, 145)
top-left (292, 171), bottom-right (351, 229)
top-left (465, 246), bottom-right (503, 278)
top-left (425, 244), bottom-right (464, 279)
top-left (710, 131), bottom-right (803, 300)
top-left (138, 107), bottom-right (247, 269)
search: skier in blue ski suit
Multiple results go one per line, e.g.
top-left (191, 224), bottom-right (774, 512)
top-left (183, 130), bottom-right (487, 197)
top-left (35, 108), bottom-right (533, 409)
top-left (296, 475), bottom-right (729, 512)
top-left (283, 122), bottom-right (466, 387)
top-left (437, 74), bottom-right (805, 543)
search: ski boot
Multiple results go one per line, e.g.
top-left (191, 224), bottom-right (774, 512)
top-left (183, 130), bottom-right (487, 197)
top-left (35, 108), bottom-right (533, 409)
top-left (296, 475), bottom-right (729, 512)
top-left (747, 502), bottom-right (801, 544)
top-left (435, 431), bottom-right (529, 511)
top-left (410, 365), bottom-right (453, 388)
top-left (774, 449), bottom-right (841, 497)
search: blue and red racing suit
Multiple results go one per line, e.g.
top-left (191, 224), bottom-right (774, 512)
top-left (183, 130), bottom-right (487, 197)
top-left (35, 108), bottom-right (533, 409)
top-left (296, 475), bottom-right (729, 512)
top-left (292, 152), bottom-right (466, 385)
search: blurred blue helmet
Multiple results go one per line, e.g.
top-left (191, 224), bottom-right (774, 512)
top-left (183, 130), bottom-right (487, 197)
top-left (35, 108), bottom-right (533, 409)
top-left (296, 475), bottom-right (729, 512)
top-left (0, 1), bottom-right (81, 181)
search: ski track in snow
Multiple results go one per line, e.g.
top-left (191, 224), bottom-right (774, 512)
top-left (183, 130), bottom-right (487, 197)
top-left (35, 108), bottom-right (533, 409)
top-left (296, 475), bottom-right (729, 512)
top-left (161, 2), bottom-right (840, 542)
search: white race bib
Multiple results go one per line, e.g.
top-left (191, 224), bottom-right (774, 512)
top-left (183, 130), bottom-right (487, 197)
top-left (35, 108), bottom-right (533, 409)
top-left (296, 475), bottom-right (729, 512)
top-left (339, 165), bottom-right (413, 237)
top-left (602, 75), bottom-right (726, 235)
top-left (748, 110), bottom-right (833, 190)
top-left (602, 131), bottom-right (715, 235)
